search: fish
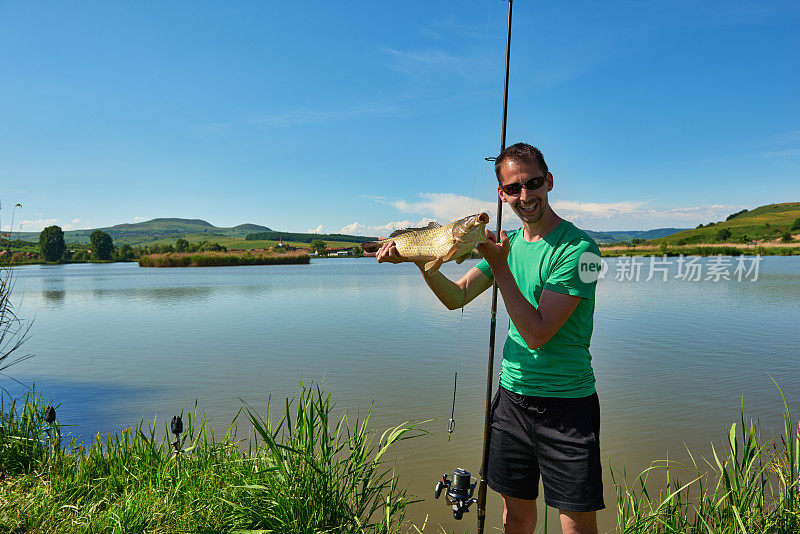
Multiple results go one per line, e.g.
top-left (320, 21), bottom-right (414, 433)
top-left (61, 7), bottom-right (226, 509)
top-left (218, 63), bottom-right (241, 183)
top-left (362, 212), bottom-right (490, 274)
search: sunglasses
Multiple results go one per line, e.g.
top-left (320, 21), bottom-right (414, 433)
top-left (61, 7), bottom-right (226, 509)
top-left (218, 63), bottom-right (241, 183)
top-left (499, 174), bottom-right (547, 196)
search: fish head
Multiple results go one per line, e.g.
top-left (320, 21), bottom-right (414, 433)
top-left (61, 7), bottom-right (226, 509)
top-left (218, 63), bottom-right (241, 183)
top-left (453, 212), bottom-right (490, 243)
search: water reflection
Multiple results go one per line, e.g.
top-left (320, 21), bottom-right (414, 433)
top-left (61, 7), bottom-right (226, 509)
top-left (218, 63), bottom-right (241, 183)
top-left (41, 290), bottom-right (66, 304)
top-left (91, 285), bottom-right (215, 303)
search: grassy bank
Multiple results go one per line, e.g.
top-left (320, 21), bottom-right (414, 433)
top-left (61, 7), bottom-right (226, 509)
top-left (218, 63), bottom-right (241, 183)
top-left (3, 385), bottom-right (799, 533)
top-left (138, 250), bottom-right (310, 267)
top-left (0, 385), bottom-right (423, 533)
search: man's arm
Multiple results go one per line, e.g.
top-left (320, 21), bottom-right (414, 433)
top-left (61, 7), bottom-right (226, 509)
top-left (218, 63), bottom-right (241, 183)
top-left (375, 240), bottom-right (492, 310)
top-left (478, 230), bottom-right (581, 349)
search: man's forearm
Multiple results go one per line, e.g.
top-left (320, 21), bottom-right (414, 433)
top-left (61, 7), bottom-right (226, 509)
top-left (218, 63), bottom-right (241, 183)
top-left (493, 265), bottom-right (545, 348)
top-left (416, 265), bottom-right (469, 310)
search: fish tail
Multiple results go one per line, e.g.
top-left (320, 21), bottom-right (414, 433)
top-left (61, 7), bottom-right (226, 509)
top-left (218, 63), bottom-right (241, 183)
top-left (361, 241), bottom-right (383, 254)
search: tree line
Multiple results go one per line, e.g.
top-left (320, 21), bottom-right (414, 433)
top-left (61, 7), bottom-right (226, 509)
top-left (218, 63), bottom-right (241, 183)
top-left (7, 225), bottom-right (372, 265)
top-left (245, 231), bottom-right (374, 244)
top-left (32, 226), bottom-right (231, 264)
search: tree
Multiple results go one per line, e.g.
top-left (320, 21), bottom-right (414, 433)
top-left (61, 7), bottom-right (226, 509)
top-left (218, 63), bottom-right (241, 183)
top-left (309, 239), bottom-right (327, 255)
top-left (39, 225), bottom-right (65, 262)
top-left (200, 242), bottom-right (226, 252)
top-left (781, 232), bottom-right (793, 243)
top-left (715, 228), bottom-right (732, 241)
top-left (116, 244), bottom-right (135, 260)
top-left (791, 218), bottom-right (800, 232)
top-left (175, 238), bottom-right (190, 252)
top-left (352, 245), bottom-right (363, 257)
top-left (90, 230), bottom-right (114, 260)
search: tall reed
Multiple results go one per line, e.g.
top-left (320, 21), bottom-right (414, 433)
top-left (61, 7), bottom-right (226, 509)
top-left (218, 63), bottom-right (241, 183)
top-left (138, 251), bottom-right (310, 267)
top-left (613, 388), bottom-right (800, 533)
top-left (0, 384), bottom-right (424, 533)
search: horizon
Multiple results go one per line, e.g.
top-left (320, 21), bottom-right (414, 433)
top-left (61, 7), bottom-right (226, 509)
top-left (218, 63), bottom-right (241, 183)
top-left (4, 214), bottom-right (699, 238)
top-left (2, 2), bottom-right (799, 235)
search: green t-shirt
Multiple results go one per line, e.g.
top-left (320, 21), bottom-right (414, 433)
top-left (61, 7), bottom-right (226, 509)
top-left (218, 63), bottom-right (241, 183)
top-left (476, 220), bottom-right (600, 398)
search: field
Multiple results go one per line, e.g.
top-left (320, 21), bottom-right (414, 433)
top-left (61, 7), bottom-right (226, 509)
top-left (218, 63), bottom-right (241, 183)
top-left (600, 242), bottom-right (800, 257)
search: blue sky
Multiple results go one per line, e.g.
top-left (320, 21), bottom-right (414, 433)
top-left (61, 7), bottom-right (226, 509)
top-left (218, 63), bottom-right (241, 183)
top-left (1, 1), bottom-right (798, 235)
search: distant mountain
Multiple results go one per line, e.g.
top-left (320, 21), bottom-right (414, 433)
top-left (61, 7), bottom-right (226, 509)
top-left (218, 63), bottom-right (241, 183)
top-left (16, 218), bottom-right (274, 245)
top-left (107, 218), bottom-right (216, 231)
top-left (582, 228), bottom-right (688, 243)
top-left (232, 223), bottom-right (273, 233)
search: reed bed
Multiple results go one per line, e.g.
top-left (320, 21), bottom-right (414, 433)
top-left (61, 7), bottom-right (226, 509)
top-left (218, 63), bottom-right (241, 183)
top-left (0, 385), bottom-right (423, 533)
top-left (138, 250), bottom-right (310, 267)
top-left (613, 387), bottom-right (800, 533)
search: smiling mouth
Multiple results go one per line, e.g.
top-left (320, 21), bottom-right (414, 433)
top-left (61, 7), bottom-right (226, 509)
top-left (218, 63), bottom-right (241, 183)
top-left (518, 201), bottom-right (540, 214)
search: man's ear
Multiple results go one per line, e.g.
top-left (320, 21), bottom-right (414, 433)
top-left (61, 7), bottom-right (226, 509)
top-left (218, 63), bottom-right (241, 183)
top-left (497, 186), bottom-right (508, 203)
top-left (546, 172), bottom-right (554, 192)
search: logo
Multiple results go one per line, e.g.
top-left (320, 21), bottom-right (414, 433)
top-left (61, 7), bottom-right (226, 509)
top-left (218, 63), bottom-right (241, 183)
top-left (578, 251), bottom-right (604, 283)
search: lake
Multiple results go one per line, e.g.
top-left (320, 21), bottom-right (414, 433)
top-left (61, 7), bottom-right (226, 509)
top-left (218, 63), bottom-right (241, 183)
top-left (5, 256), bottom-right (800, 532)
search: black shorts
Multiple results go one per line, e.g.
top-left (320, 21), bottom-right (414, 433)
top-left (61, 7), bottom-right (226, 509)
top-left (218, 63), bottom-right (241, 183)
top-left (486, 386), bottom-right (604, 512)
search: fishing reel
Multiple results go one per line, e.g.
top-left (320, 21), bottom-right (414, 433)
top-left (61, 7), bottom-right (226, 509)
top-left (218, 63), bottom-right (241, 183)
top-left (434, 467), bottom-right (477, 520)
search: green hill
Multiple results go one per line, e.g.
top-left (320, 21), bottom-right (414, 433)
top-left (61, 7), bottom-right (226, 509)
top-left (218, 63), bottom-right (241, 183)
top-left (651, 202), bottom-right (800, 245)
top-left (583, 228), bottom-right (688, 243)
top-left (16, 218), bottom-right (274, 245)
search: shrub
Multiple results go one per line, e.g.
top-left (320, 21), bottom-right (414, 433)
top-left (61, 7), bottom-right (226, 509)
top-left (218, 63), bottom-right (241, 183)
top-left (72, 249), bottom-right (90, 262)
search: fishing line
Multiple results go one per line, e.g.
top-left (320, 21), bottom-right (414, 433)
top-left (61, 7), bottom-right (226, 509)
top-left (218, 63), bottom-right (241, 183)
top-left (447, 371), bottom-right (457, 442)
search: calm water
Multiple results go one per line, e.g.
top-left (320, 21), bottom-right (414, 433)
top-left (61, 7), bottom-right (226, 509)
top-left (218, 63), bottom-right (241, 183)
top-left (5, 257), bottom-right (800, 532)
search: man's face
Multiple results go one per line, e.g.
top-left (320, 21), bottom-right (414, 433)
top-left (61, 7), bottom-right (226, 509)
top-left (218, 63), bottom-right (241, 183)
top-left (497, 159), bottom-right (553, 225)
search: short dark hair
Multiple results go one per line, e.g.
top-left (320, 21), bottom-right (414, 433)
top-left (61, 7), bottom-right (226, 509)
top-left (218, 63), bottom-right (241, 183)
top-left (494, 143), bottom-right (548, 181)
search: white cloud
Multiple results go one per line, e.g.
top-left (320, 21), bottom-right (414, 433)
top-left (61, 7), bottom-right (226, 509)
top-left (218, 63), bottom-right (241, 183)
top-left (391, 192), bottom-right (496, 222)
top-left (551, 200), bottom-right (647, 218)
top-left (366, 192), bottom-right (743, 232)
top-left (61, 218), bottom-right (86, 231)
top-left (339, 222), bottom-right (364, 234)
top-left (195, 102), bottom-right (401, 134)
top-left (308, 225), bottom-right (324, 234)
top-left (18, 218), bottom-right (60, 232)
top-left (761, 148), bottom-right (800, 158)
top-left (133, 216), bottom-right (149, 222)
top-left (558, 202), bottom-right (743, 231)
top-left (339, 218), bottom-right (442, 237)
top-left (383, 47), bottom-right (492, 81)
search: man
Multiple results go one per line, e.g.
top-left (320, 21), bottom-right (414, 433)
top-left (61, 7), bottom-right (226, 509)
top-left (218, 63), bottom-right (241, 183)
top-left (376, 143), bottom-right (603, 534)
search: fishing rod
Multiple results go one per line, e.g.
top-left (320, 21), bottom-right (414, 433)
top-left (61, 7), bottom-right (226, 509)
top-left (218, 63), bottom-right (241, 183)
top-left (431, 2), bottom-right (514, 528)
top-left (476, 0), bottom-right (513, 532)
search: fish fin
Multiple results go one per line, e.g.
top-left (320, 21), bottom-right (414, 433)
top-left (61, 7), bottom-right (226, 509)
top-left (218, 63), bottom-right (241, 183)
top-left (389, 221), bottom-right (441, 238)
top-left (441, 244), bottom-right (462, 263)
top-left (424, 258), bottom-right (443, 274)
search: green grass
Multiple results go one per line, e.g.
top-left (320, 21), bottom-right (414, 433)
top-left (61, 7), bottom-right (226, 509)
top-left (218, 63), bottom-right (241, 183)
top-left (138, 251), bottom-right (311, 267)
top-left (613, 383), bottom-right (800, 533)
top-left (0, 385), bottom-right (426, 533)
